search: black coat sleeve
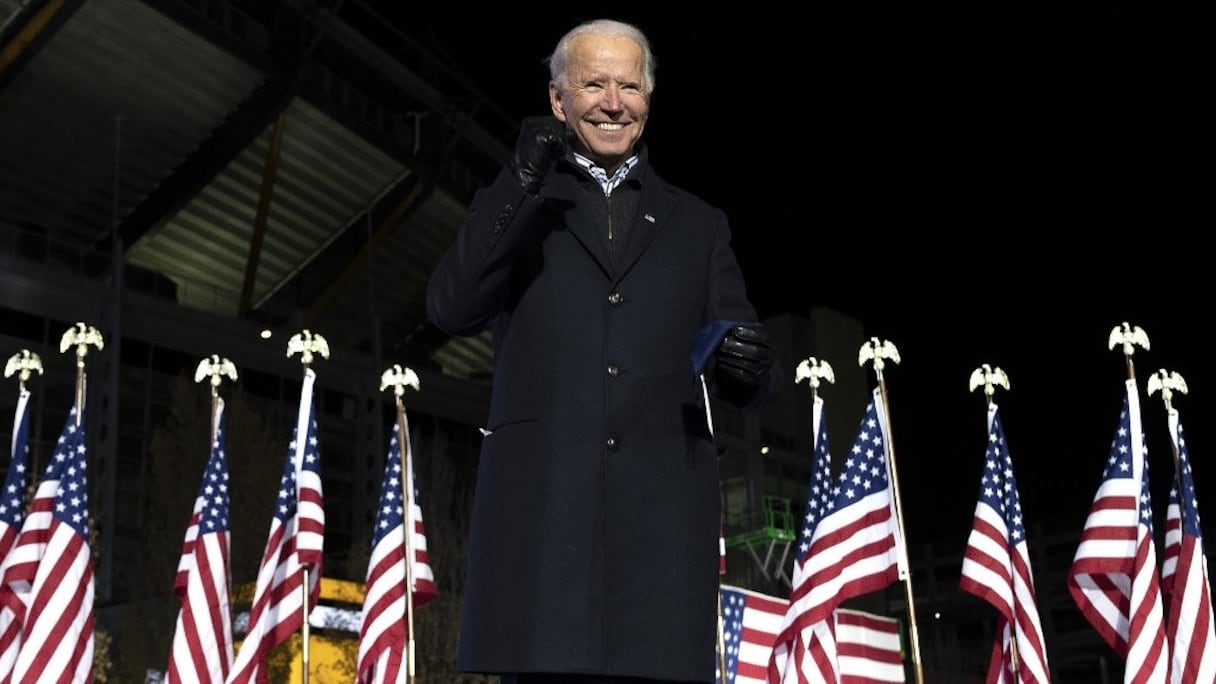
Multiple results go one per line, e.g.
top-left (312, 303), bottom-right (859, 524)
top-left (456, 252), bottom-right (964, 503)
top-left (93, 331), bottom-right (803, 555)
top-left (426, 168), bottom-right (550, 337)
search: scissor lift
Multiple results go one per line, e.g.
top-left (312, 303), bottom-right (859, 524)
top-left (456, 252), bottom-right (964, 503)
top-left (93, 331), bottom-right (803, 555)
top-left (725, 495), bottom-right (797, 587)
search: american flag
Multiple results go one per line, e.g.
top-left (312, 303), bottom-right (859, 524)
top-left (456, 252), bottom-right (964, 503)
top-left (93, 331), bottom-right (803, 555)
top-left (167, 399), bottom-right (234, 684)
top-left (720, 525), bottom-right (727, 576)
top-left (721, 584), bottom-right (904, 684)
top-left (769, 395), bottom-right (842, 684)
top-left (1, 406), bottom-right (94, 683)
top-left (0, 390), bottom-right (35, 677)
top-left (721, 584), bottom-right (789, 684)
top-left (767, 388), bottom-right (902, 684)
top-left (836, 608), bottom-right (904, 684)
top-left (1068, 379), bottom-right (1168, 683)
top-left (356, 419), bottom-right (437, 684)
top-left (959, 405), bottom-right (1050, 683)
top-left (227, 370), bottom-right (325, 684)
top-left (1159, 412), bottom-right (1216, 682)
top-left (0, 389), bottom-right (32, 559)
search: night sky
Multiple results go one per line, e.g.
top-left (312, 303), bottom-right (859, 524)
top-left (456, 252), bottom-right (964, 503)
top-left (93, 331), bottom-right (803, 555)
top-left (370, 7), bottom-right (1215, 542)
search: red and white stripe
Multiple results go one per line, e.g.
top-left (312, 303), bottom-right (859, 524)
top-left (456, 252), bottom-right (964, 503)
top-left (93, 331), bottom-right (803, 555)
top-left (725, 583), bottom-right (903, 684)
top-left (769, 390), bottom-right (903, 684)
top-left (780, 395), bottom-right (900, 644)
top-left (226, 370), bottom-right (325, 684)
top-left (1159, 410), bottom-right (1216, 684)
top-left (0, 389), bottom-right (34, 677)
top-left (167, 399), bottom-right (233, 684)
top-left (959, 405), bottom-right (1050, 683)
top-left (1068, 380), bottom-right (1168, 684)
top-left (836, 608), bottom-right (904, 684)
top-left (3, 409), bottom-right (94, 683)
top-left (357, 416), bottom-right (437, 684)
top-left (769, 397), bottom-right (841, 684)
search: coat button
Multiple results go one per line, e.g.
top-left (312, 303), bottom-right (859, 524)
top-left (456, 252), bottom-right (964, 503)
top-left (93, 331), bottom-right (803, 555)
top-left (607, 364), bottom-right (620, 377)
top-left (607, 291), bottom-right (623, 305)
top-left (606, 437), bottom-right (619, 451)
top-left (492, 204), bottom-right (514, 234)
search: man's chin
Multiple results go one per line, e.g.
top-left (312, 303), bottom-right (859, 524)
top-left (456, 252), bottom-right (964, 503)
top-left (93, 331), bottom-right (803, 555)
top-left (588, 143), bottom-right (635, 162)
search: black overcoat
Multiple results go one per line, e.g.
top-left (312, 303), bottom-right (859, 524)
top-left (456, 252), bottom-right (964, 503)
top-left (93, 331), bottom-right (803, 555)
top-left (426, 153), bottom-right (769, 682)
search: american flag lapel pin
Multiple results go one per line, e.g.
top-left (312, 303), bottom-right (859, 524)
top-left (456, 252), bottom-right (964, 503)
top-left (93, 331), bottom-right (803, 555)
top-left (644, 213), bottom-right (655, 223)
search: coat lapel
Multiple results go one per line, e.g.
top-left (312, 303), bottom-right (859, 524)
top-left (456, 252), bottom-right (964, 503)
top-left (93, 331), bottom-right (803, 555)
top-left (544, 160), bottom-right (678, 283)
top-left (546, 170), bottom-right (615, 277)
top-left (612, 168), bottom-right (676, 285)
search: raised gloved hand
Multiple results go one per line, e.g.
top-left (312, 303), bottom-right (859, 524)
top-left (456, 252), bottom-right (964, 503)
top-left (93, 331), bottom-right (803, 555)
top-left (715, 322), bottom-right (776, 385)
top-left (512, 115), bottom-right (569, 195)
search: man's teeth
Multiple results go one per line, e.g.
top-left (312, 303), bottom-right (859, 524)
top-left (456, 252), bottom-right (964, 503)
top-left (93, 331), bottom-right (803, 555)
top-left (595, 123), bottom-right (624, 131)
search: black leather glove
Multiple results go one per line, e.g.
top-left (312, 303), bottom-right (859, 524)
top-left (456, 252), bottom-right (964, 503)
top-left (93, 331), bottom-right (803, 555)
top-left (512, 116), bottom-right (568, 195)
top-left (715, 322), bottom-right (776, 385)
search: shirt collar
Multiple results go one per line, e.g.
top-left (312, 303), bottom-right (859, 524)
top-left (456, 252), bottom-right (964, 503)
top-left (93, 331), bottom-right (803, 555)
top-left (572, 152), bottom-right (640, 196)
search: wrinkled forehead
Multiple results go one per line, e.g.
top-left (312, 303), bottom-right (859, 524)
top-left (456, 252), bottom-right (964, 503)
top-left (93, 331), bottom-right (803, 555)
top-left (566, 34), bottom-right (646, 83)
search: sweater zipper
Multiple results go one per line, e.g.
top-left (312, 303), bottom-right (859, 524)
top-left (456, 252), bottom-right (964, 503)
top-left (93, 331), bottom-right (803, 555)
top-left (605, 191), bottom-right (614, 241)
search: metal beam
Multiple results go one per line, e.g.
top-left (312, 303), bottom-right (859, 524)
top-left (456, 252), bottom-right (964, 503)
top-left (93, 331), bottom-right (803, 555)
top-left (303, 174), bottom-right (423, 327)
top-left (301, 3), bottom-right (511, 167)
top-left (239, 110), bottom-right (289, 314)
top-left (0, 0), bottom-right (84, 91)
top-left (101, 1), bottom-right (317, 252)
top-left (252, 168), bottom-right (416, 310)
top-left (105, 63), bottom-right (300, 251)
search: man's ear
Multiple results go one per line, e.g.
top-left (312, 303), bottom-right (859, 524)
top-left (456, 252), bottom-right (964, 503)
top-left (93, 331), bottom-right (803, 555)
top-left (549, 82), bottom-right (566, 121)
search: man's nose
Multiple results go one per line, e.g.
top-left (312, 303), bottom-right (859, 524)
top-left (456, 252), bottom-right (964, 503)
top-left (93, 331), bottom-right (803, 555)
top-left (600, 86), bottom-right (624, 111)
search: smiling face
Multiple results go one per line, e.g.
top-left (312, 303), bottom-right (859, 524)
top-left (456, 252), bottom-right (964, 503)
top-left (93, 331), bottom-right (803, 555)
top-left (549, 33), bottom-right (650, 175)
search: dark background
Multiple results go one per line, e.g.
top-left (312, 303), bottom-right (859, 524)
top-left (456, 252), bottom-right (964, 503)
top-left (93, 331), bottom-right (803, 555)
top-left (368, 6), bottom-right (1214, 541)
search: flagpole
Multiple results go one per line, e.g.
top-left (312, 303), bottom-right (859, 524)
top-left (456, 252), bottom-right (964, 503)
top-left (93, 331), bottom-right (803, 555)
top-left (3, 349), bottom-right (43, 396)
top-left (60, 323), bottom-right (103, 426)
top-left (858, 338), bottom-right (924, 684)
top-left (287, 330), bottom-right (330, 684)
top-left (694, 371), bottom-right (731, 683)
top-left (398, 401), bottom-right (418, 684)
top-left (693, 370), bottom-right (732, 683)
top-left (211, 384), bottom-right (219, 443)
top-left (3, 348), bottom-right (42, 492)
top-left (795, 356), bottom-right (835, 588)
top-left (188, 355), bottom-right (237, 683)
top-left (195, 355), bottom-right (238, 443)
top-left (794, 357), bottom-right (835, 510)
top-left (1147, 369), bottom-right (1188, 516)
top-left (716, 589), bottom-right (728, 683)
top-left (969, 364), bottom-right (1020, 680)
top-left (1108, 321), bottom-right (1149, 383)
top-left (1107, 320), bottom-right (1151, 527)
top-left (380, 364), bottom-right (421, 684)
top-left (1097, 321), bottom-right (1171, 683)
